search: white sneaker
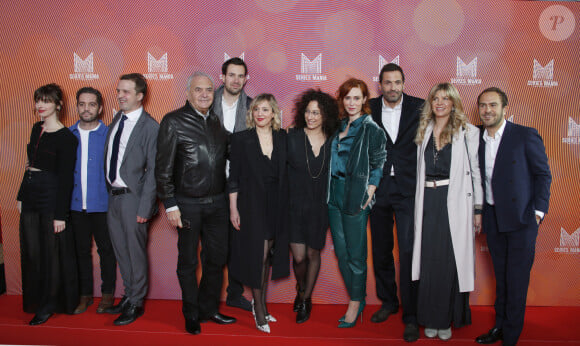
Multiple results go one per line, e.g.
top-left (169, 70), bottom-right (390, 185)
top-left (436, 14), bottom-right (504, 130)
top-left (424, 328), bottom-right (437, 338)
top-left (438, 327), bottom-right (452, 341)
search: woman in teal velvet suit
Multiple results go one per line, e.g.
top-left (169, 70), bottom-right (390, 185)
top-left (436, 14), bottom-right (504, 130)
top-left (328, 78), bottom-right (387, 327)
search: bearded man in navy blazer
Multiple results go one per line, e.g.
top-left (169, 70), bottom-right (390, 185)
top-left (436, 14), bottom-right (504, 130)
top-left (475, 87), bottom-right (551, 346)
top-left (369, 63), bottom-right (424, 342)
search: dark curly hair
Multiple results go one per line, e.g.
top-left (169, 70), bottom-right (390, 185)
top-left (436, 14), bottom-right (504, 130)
top-left (292, 89), bottom-right (339, 138)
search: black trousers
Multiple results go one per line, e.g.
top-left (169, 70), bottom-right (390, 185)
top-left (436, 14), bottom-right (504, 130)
top-left (369, 178), bottom-right (418, 324)
top-left (177, 195), bottom-right (229, 320)
top-left (226, 223), bottom-right (245, 299)
top-left (70, 211), bottom-right (116, 296)
top-left (484, 204), bottom-right (537, 345)
top-left (19, 170), bottom-right (79, 315)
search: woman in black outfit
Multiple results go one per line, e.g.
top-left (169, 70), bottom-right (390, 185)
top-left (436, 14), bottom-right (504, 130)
top-left (16, 84), bottom-right (79, 325)
top-left (287, 89), bottom-right (338, 323)
top-left (228, 94), bottom-right (289, 334)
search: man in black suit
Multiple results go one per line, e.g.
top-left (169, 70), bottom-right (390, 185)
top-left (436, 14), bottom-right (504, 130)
top-left (212, 57), bottom-right (253, 311)
top-left (156, 72), bottom-right (236, 335)
top-left (369, 63), bottom-right (424, 342)
top-left (475, 87), bottom-right (551, 346)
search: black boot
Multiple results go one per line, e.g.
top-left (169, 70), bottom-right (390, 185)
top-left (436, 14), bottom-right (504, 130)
top-left (293, 284), bottom-right (305, 312)
top-left (296, 298), bottom-right (312, 324)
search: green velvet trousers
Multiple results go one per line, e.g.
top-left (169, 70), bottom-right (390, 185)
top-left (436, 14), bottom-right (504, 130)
top-left (328, 178), bottom-right (369, 302)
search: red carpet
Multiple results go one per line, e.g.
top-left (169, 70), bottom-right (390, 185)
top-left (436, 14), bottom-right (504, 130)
top-left (0, 295), bottom-right (578, 345)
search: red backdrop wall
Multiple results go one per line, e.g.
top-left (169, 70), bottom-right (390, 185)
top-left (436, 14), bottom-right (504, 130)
top-left (0, 0), bottom-right (578, 306)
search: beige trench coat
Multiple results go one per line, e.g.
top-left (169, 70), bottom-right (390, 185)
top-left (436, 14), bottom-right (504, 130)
top-left (411, 122), bottom-right (483, 292)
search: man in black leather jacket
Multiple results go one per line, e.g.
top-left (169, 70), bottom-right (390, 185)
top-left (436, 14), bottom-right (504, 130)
top-left (155, 71), bottom-right (235, 335)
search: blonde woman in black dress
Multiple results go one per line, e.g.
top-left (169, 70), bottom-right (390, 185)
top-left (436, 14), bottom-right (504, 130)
top-left (228, 94), bottom-right (289, 333)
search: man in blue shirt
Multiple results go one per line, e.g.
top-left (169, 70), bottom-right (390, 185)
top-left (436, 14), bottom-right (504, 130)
top-left (69, 87), bottom-right (116, 315)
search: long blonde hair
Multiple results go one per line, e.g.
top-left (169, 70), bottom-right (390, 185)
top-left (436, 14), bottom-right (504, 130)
top-left (415, 83), bottom-right (467, 145)
top-left (246, 93), bottom-right (282, 130)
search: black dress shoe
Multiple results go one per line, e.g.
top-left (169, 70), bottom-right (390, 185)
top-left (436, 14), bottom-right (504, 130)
top-left (475, 327), bottom-right (503, 344)
top-left (185, 318), bottom-right (201, 335)
top-left (202, 312), bottom-right (236, 324)
top-left (104, 296), bottom-right (129, 314)
top-left (226, 295), bottom-right (252, 312)
top-left (113, 304), bottom-right (144, 326)
top-left (403, 323), bottom-right (420, 342)
top-left (296, 298), bottom-right (312, 324)
top-left (370, 306), bottom-right (398, 323)
top-left (29, 313), bottom-right (53, 325)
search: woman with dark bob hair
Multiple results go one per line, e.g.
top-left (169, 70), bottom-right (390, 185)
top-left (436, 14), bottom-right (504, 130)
top-left (328, 78), bottom-right (387, 327)
top-left (228, 94), bottom-right (289, 333)
top-left (17, 83), bottom-right (79, 325)
top-left (287, 89), bottom-right (339, 323)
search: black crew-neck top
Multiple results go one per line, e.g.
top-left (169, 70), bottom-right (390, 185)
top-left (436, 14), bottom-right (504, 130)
top-left (18, 121), bottom-right (78, 219)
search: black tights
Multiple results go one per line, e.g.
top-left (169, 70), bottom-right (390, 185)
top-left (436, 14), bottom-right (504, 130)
top-left (290, 242), bottom-right (321, 300)
top-left (253, 239), bottom-right (274, 325)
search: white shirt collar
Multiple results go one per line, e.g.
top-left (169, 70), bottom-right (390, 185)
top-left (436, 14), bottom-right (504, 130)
top-left (382, 94), bottom-right (403, 111)
top-left (483, 118), bottom-right (506, 142)
top-left (123, 106), bottom-right (143, 121)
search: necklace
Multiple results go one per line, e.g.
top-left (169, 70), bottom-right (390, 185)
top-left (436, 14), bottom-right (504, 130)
top-left (305, 131), bottom-right (326, 179)
top-left (432, 133), bottom-right (440, 165)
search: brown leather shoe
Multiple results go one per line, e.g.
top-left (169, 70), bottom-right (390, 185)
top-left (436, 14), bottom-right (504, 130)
top-left (74, 295), bottom-right (94, 314)
top-left (97, 294), bottom-right (115, 314)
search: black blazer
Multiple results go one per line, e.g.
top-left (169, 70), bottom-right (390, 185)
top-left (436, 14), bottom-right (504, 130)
top-left (370, 93), bottom-right (424, 200)
top-left (228, 128), bottom-right (289, 288)
top-left (478, 121), bottom-right (551, 233)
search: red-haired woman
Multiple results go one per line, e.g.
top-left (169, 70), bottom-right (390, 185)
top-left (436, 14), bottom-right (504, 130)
top-left (328, 78), bottom-right (387, 327)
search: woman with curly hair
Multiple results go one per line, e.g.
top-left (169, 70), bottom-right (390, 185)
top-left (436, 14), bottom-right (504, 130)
top-left (287, 89), bottom-right (339, 323)
top-left (411, 83), bottom-right (482, 340)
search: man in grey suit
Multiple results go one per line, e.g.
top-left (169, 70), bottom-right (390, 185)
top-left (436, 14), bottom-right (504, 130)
top-left (213, 57), bottom-right (253, 311)
top-left (104, 73), bottom-right (159, 326)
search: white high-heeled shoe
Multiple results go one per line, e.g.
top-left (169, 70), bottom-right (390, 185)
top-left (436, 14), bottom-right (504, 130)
top-left (251, 299), bottom-right (271, 333)
top-left (266, 314), bottom-right (277, 322)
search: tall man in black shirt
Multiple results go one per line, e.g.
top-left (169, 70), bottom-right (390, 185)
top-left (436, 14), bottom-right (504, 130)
top-left (369, 64), bottom-right (424, 342)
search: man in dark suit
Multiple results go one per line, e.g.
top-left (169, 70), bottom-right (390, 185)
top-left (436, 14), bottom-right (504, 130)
top-left (369, 63), bottom-right (424, 342)
top-left (212, 57), bottom-right (253, 311)
top-left (104, 73), bottom-right (159, 325)
top-left (156, 72), bottom-right (236, 335)
top-left (475, 87), bottom-right (551, 346)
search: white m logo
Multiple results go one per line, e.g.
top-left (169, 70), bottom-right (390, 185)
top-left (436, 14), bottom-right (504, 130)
top-left (148, 53), bottom-right (168, 73)
top-left (224, 52), bottom-right (244, 61)
top-left (533, 59), bottom-right (554, 80)
top-left (567, 118), bottom-right (580, 137)
top-left (560, 228), bottom-right (580, 247)
top-left (457, 57), bottom-right (477, 78)
top-left (74, 52), bottom-right (93, 73)
top-left (301, 54), bottom-right (322, 74)
top-left (378, 55), bottom-right (399, 74)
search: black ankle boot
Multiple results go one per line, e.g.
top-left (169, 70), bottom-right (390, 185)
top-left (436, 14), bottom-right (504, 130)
top-left (296, 298), bottom-right (312, 324)
top-left (293, 284), bottom-right (305, 312)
